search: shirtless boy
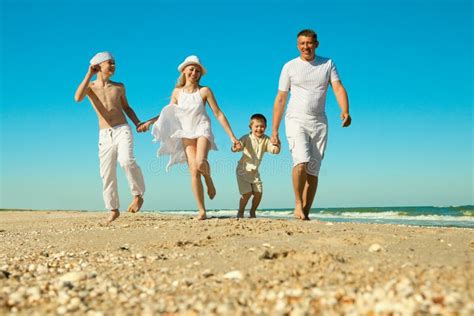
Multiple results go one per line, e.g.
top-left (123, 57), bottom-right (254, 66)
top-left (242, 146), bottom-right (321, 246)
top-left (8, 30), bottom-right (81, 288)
top-left (74, 52), bottom-right (146, 223)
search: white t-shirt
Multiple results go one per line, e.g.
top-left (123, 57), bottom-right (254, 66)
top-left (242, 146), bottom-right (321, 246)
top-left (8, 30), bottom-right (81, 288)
top-left (278, 56), bottom-right (340, 117)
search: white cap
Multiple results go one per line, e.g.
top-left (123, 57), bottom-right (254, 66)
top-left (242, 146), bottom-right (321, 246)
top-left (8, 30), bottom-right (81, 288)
top-left (90, 51), bottom-right (114, 65)
top-left (177, 55), bottom-right (207, 75)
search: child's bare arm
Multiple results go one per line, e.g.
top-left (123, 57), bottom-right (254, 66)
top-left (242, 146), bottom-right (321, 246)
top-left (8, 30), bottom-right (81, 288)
top-left (120, 85), bottom-right (144, 130)
top-left (74, 65), bottom-right (98, 102)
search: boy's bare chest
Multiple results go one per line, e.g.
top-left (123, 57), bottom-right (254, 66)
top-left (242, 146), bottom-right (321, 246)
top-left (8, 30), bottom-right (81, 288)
top-left (90, 85), bottom-right (122, 106)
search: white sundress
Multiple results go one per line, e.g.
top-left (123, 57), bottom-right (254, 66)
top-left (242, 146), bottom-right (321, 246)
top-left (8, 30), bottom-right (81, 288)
top-left (151, 88), bottom-right (218, 171)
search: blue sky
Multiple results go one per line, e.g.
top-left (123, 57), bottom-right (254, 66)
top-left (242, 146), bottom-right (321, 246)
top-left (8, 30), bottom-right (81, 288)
top-left (1, 0), bottom-right (472, 211)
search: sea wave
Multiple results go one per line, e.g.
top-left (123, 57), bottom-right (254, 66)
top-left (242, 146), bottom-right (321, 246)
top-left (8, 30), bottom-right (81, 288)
top-left (315, 212), bottom-right (474, 222)
top-left (462, 210), bottom-right (474, 217)
top-left (151, 207), bottom-right (474, 228)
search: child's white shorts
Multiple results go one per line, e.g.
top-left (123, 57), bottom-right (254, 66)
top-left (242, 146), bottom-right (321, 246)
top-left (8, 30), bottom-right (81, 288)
top-left (236, 173), bottom-right (263, 195)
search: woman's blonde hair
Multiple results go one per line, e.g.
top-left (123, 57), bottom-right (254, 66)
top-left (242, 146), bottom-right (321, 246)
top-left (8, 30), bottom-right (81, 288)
top-left (176, 73), bottom-right (186, 88)
top-left (175, 65), bottom-right (202, 88)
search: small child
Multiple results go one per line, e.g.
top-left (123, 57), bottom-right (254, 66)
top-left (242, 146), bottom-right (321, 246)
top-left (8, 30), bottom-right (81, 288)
top-left (232, 114), bottom-right (280, 218)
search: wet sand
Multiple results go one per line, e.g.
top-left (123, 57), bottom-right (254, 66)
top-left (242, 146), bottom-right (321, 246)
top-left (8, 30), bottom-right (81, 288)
top-left (0, 211), bottom-right (473, 315)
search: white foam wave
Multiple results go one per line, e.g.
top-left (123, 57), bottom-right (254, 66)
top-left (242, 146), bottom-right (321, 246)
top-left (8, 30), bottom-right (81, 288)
top-left (315, 212), bottom-right (473, 223)
top-left (153, 210), bottom-right (473, 224)
top-left (325, 211), bottom-right (400, 218)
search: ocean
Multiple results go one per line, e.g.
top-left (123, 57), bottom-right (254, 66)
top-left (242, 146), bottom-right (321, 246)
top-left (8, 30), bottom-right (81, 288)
top-left (152, 205), bottom-right (474, 228)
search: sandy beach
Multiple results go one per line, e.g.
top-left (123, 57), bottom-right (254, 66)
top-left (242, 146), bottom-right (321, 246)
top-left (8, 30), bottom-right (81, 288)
top-left (0, 210), bottom-right (472, 315)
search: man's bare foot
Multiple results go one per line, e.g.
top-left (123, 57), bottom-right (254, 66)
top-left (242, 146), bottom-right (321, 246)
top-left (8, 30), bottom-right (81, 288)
top-left (237, 211), bottom-right (244, 218)
top-left (197, 210), bottom-right (207, 220)
top-left (249, 211), bottom-right (256, 218)
top-left (106, 210), bottom-right (120, 224)
top-left (128, 195), bottom-right (143, 213)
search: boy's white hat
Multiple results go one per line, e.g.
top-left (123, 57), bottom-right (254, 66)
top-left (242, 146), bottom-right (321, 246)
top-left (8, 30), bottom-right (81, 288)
top-left (177, 55), bottom-right (207, 75)
top-left (90, 51), bottom-right (114, 65)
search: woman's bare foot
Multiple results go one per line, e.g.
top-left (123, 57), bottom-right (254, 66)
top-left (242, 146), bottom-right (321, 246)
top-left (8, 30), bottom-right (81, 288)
top-left (208, 186), bottom-right (216, 200)
top-left (204, 177), bottom-right (216, 200)
top-left (128, 195), bottom-right (143, 213)
top-left (237, 210), bottom-right (244, 218)
top-left (294, 208), bottom-right (306, 220)
top-left (106, 210), bottom-right (120, 224)
top-left (249, 211), bottom-right (256, 218)
top-left (197, 210), bottom-right (207, 220)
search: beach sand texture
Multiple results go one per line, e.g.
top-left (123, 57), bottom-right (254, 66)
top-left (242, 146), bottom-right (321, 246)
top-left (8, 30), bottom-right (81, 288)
top-left (1, 211), bottom-right (473, 315)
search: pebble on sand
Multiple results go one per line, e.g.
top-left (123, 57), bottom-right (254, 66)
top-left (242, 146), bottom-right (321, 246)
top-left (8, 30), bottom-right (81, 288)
top-left (58, 272), bottom-right (87, 286)
top-left (368, 244), bottom-right (383, 253)
top-left (223, 271), bottom-right (244, 280)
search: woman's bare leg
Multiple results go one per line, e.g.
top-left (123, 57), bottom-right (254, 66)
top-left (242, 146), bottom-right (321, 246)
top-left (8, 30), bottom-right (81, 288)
top-left (183, 138), bottom-right (207, 220)
top-left (196, 137), bottom-right (216, 199)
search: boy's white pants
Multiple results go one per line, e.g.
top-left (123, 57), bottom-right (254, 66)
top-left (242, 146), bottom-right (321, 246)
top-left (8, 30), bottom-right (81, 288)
top-left (98, 124), bottom-right (145, 210)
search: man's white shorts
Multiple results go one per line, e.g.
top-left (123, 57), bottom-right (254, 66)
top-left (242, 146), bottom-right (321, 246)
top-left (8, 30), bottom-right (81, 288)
top-left (285, 114), bottom-right (328, 176)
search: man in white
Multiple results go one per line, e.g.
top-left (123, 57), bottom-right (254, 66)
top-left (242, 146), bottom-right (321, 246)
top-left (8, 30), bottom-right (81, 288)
top-left (74, 52), bottom-right (146, 223)
top-left (271, 29), bottom-right (351, 220)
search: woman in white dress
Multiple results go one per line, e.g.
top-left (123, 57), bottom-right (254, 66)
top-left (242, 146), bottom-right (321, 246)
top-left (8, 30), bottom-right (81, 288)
top-left (141, 56), bottom-right (241, 220)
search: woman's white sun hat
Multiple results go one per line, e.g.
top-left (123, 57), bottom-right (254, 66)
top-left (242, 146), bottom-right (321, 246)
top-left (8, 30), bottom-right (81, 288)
top-left (177, 55), bottom-right (207, 75)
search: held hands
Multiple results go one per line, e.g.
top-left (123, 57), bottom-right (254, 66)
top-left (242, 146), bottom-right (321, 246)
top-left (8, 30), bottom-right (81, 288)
top-left (271, 143), bottom-right (281, 154)
top-left (270, 133), bottom-right (281, 147)
top-left (341, 113), bottom-right (352, 127)
top-left (232, 138), bottom-right (242, 152)
top-left (136, 121), bottom-right (152, 133)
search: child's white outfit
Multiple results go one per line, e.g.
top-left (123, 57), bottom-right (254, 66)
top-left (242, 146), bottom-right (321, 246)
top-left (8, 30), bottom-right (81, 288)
top-left (151, 88), bottom-right (217, 170)
top-left (98, 124), bottom-right (145, 210)
top-left (235, 133), bottom-right (278, 195)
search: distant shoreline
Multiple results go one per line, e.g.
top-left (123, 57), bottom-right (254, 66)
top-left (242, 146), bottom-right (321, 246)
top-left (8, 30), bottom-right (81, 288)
top-left (2, 205), bottom-right (472, 212)
top-left (1, 206), bottom-right (472, 229)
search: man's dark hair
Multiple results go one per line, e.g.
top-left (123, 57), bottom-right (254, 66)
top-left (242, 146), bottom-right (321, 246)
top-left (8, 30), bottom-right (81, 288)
top-left (250, 113), bottom-right (267, 125)
top-left (297, 29), bottom-right (318, 41)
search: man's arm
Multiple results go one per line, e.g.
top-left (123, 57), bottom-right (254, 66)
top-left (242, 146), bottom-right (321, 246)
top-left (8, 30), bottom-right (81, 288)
top-left (331, 80), bottom-right (351, 127)
top-left (271, 90), bottom-right (288, 145)
top-left (74, 65), bottom-right (98, 102)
